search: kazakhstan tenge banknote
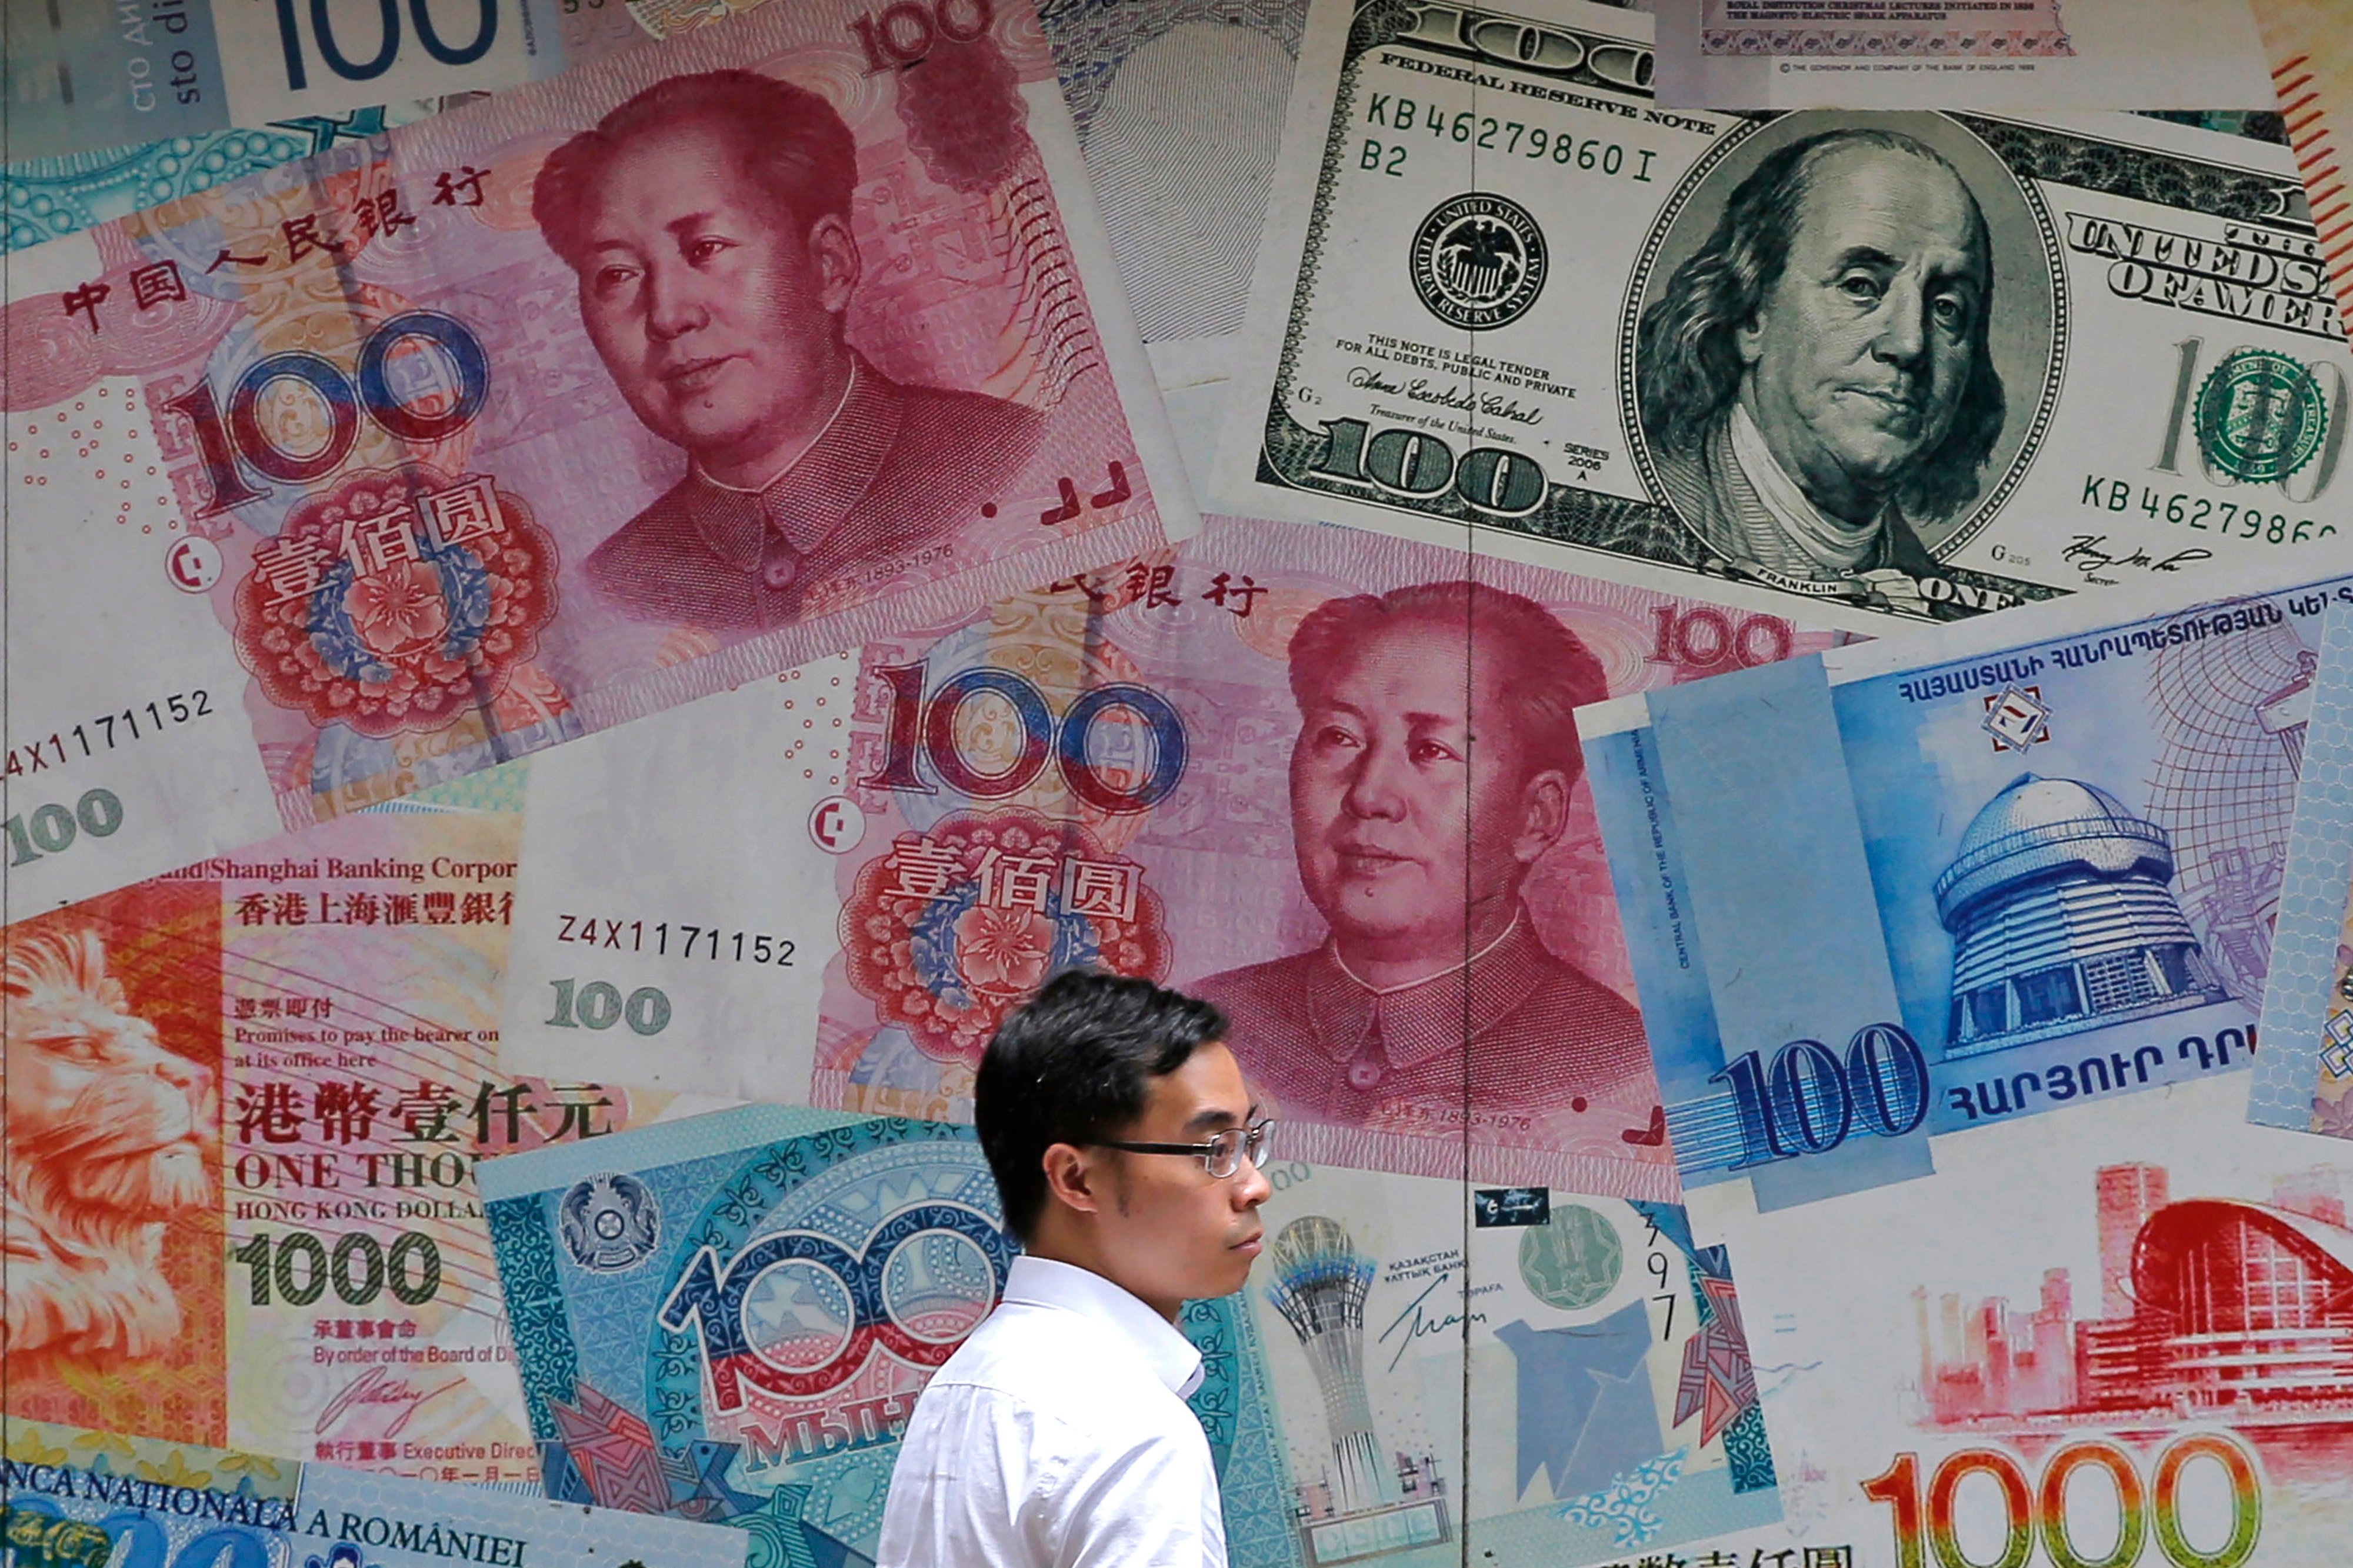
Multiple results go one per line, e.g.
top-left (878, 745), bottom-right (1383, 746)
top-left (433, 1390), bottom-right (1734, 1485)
top-left (0, 0), bottom-right (1192, 925)
top-left (2247, 586), bottom-right (2353, 1138)
top-left (0, 1418), bottom-right (744, 1568)
top-left (1214, 0), bottom-right (2353, 634)
top-left (478, 1103), bottom-right (1777, 1566)
top-left (1663, 1075), bottom-right (2353, 1567)
top-left (4, 774), bottom-right (720, 1482)
top-left (489, 513), bottom-right (1845, 1196)
top-left (1582, 557), bottom-right (2353, 1220)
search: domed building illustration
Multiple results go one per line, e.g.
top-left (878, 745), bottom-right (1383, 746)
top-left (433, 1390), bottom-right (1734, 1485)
top-left (1934, 775), bottom-right (2230, 1059)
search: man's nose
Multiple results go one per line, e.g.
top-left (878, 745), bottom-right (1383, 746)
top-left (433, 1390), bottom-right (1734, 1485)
top-left (1872, 273), bottom-right (1929, 366)
top-left (1342, 740), bottom-right (1410, 820)
top-left (644, 259), bottom-right (710, 343)
top-left (1231, 1156), bottom-right (1272, 1209)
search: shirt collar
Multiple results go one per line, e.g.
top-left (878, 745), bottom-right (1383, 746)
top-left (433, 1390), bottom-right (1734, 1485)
top-left (1728, 399), bottom-right (1885, 573)
top-left (1299, 912), bottom-right (1554, 1072)
top-left (679, 356), bottom-right (902, 571)
top-left (999, 1255), bottom-right (1205, 1399)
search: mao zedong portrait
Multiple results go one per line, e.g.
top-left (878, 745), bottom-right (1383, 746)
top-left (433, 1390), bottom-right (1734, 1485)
top-left (1638, 127), bottom-right (2007, 616)
top-left (534, 69), bottom-right (1046, 633)
top-left (1193, 582), bottom-right (1655, 1131)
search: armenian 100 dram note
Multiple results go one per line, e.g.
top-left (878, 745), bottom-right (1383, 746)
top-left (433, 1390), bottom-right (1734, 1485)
top-left (0, 1418), bottom-right (744, 1568)
top-left (1214, 0), bottom-right (2353, 635)
top-left (4, 776), bottom-right (719, 1483)
top-left (488, 513), bottom-right (1846, 1199)
top-left (1582, 556), bottom-right (2350, 1219)
top-left (0, 0), bottom-right (1192, 928)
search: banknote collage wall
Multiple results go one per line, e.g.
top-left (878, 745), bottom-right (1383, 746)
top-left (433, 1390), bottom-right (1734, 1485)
top-left (9, 1), bottom-right (2353, 1567)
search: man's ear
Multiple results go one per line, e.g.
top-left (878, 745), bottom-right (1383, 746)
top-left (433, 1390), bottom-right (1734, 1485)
top-left (1041, 1141), bottom-right (1105, 1219)
top-left (808, 213), bottom-right (861, 315)
top-left (1734, 302), bottom-right (1766, 368)
top-left (1514, 767), bottom-right (1571, 865)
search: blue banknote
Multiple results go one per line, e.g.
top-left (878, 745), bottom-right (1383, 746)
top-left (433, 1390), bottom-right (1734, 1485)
top-left (1585, 566), bottom-right (2351, 1212)
top-left (2250, 589), bottom-right (2353, 1135)
top-left (479, 1105), bottom-right (1775, 1566)
top-left (0, 1417), bottom-right (741, 1568)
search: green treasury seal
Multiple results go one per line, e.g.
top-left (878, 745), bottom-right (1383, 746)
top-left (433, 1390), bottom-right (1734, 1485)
top-left (2195, 349), bottom-right (2329, 483)
top-left (1409, 193), bottom-right (1548, 331)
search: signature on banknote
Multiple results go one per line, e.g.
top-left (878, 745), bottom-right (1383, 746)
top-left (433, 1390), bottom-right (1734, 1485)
top-left (2061, 534), bottom-right (2217, 585)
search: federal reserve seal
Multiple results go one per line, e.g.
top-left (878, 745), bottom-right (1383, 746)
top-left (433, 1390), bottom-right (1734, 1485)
top-left (2195, 349), bottom-right (2328, 483)
top-left (558, 1172), bottom-right (661, 1272)
top-left (1409, 194), bottom-right (1548, 330)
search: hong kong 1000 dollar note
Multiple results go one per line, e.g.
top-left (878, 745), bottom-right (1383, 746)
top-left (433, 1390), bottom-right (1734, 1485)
top-left (1211, 0), bottom-right (2353, 634)
top-left (478, 1102), bottom-right (1777, 1566)
top-left (0, 1417), bottom-right (745, 1568)
top-left (1654, 1074), bottom-right (2353, 1568)
top-left (1581, 554), bottom-right (2353, 1221)
top-left (486, 512), bottom-right (1845, 1199)
top-left (4, 774), bottom-right (724, 1483)
top-left (0, 0), bottom-right (1192, 928)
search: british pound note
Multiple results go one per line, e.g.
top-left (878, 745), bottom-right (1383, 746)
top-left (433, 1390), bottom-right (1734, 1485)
top-left (0, 0), bottom-right (1192, 925)
top-left (478, 1104), bottom-right (1774, 1566)
top-left (1582, 559), bottom-right (2347, 1216)
top-left (1661, 1075), bottom-right (2353, 1568)
top-left (1651, 0), bottom-right (2274, 111)
top-left (0, 1419), bottom-right (743, 1568)
top-left (4, 781), bottom-right (714, 1482)
top-left (491, 513), bottom-right (1844, 1196)
top-left (1213, 0), bottom-right (2353, 634)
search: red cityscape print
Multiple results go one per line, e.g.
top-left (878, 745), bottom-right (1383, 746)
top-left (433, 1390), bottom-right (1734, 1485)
top-left (1919, 1162), bottom-right (2353, 1430)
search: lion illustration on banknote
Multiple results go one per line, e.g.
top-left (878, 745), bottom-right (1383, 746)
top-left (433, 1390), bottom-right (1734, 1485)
top-left (4, 928), bottom-right (216, 1360)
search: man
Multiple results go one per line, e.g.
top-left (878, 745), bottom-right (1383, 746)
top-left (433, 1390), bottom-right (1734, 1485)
top-left (879, 971), bottom-right (1269, 1567)
top-left (1635, 127), bottom-right (2007, 615)
top-left (1193, 581), bottom-right (1655, 1132)
top-left (533, 69), bottom-right (1045, 633)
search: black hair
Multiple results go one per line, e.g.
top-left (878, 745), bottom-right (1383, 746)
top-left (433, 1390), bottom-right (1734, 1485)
top-left (974, 970), bottom-right (1227, 1242)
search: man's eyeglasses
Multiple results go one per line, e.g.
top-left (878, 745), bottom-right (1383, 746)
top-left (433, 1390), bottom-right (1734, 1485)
top-left (1096, 1119), bottom-right (1275, 1179)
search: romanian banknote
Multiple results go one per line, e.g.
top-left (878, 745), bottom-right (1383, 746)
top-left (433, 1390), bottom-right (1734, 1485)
top-left (3, 778), bottom-right (721, 1483)
top-left (490, 513), bottom-right (1845, 1196)
top-left (1649, 0), bottom-right (2274, 112)
top-left (1584, 557), bottom-right (2353, 1218)
top-left (0, 0), bottom-right (1192, 926)
top-left (1213, 0), bottom-right (2353, 635)
top-left (477, 1102), bottom-right (1777, 1566)
top-left (2246, 588), bottom-right (2353, 1137)
top-left (1654, 1075), bottom-right (2353, 1568)
top-left (0, 1419), bottom-right (743, 1568)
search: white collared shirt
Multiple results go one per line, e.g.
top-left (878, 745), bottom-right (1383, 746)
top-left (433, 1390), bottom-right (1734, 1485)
top-left (876, 1256), bottom-right (1226, 1568)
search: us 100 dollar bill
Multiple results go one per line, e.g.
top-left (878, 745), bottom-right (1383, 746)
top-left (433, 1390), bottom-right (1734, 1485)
top-left (1, 0), bottom-right (1190, 928)
top-left (4, 779), bottom-right (715, 1482)
top-left (1214, 0), bottom-right (2353, 633)
top-left (489, 513), bottom-right (1845, 1197)
top-left (1582, 558), bottom-right (2350, 1215)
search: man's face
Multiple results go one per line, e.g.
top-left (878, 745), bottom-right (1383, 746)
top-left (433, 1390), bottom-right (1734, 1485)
top-left (1738, 145), bottom-right (1988, 518)
top-left (571, 122), bottom-right (855, 484)
top-left (1094, 1043), bottom-right (1270, 1313)
top-left (1289, 617), bottom-right (1558, 965)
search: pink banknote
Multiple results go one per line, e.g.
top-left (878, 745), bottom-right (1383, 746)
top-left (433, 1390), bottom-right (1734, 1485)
top-left (3, 792), bottom-right (704, 1481)
top-left (499, 515), bottom-right (1847, 1197)
top-left (0, 0), bottom-right (1187, 923)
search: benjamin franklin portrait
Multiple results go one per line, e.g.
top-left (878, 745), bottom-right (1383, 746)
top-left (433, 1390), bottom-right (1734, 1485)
top-left (1632, 113), bottom-right (2057, 615)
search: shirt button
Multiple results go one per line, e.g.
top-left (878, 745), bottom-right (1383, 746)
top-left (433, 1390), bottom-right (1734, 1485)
top-left (762, 556), bottom-right (797, 590)
top-left (1346, 1057), bottom-right (1384, 1091)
